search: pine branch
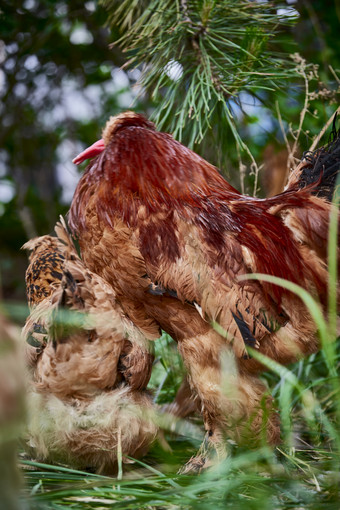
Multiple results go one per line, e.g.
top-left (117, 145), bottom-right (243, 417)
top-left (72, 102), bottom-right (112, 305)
top-left (102, 0), bottom-right (300, 150)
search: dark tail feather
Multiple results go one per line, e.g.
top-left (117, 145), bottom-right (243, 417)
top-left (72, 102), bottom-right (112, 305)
top-left (299, 114), bottom-right (340, 201)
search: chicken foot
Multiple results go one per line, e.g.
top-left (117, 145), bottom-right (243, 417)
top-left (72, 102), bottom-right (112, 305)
top-left (179, 429), bottom-right (228, 474)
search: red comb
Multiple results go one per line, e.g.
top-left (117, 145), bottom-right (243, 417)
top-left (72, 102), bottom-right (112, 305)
top-left (72, 139), bottom-right (105, 165)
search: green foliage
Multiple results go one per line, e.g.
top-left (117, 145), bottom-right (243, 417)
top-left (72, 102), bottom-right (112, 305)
top-left (103, 0), bottom-right (299, 148)
top-left (19, 414), bottom-right (340, 509)
top-left (149, 332), bottom-right (186, 405)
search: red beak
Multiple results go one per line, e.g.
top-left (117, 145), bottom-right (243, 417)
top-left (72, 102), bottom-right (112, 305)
top-left (72, 139), bottom-right (105, 165)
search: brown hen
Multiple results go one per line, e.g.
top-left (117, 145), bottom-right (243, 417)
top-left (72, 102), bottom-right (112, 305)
top-left (22, 218), bottom-right (157, 472)
top-left (70, 112), bottom-right (339, 469)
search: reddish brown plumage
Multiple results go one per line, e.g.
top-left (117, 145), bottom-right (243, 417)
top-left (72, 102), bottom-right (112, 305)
top-left (69, 111), bottom-right (339, 469)
top-left (70, 117), bottom-right (328, 307)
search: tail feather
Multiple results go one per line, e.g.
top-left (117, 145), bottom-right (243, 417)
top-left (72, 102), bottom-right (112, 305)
top-left (55, 216), bottom-right (78, 254)
top-left (297, 115), bottom-right (340, 201)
